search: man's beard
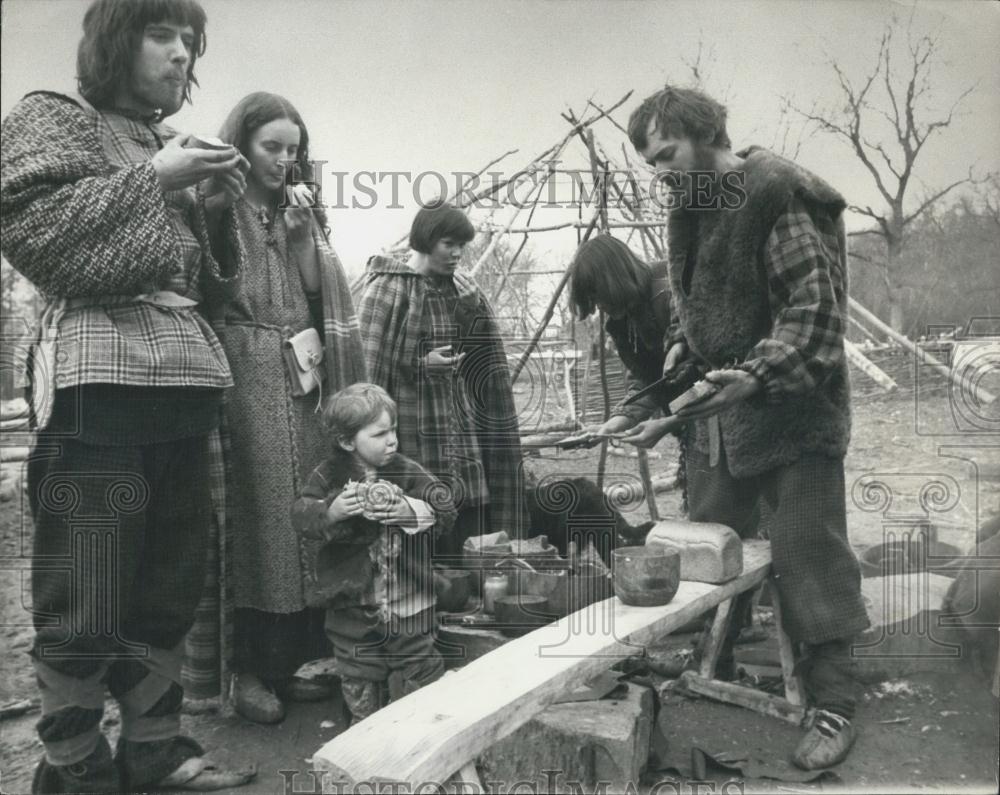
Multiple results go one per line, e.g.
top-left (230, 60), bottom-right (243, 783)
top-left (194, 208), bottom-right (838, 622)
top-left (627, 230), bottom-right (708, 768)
top-left (683, 143), bottom-right (723, 209)
top-left (128, 77), bottom-right (186, 117)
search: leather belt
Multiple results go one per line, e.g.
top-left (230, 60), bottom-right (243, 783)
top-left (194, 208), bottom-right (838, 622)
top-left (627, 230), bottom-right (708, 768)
top-left (63, 290), bottom-right (199, 311)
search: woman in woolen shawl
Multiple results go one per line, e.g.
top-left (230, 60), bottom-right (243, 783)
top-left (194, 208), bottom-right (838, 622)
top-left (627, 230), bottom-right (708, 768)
top-left (213, 92), bottom-right (367, 723)
top-left (356, 203), bottom-right (527, 555)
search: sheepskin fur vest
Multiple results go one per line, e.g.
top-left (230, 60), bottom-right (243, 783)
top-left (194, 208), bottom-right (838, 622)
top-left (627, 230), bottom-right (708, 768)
top-left (667, 147), bottom-right (851, 478)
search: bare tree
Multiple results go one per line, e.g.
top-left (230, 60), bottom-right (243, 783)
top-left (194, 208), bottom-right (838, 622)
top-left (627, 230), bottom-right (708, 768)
top-left (676, 34), bottom-right (818, 166)
top-left (975, 173), bottom-right (1000, 230)
top-left (786, 17), bottom-right (986, 330)
top-left (464, 235), bottom-right (542, 336)
top-left (680, 36), bottom-right (735, 107)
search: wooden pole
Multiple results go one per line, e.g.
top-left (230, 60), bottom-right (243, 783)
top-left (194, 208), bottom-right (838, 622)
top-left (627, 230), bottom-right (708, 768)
top-left (562, 356), bottom-right (577, 422)
top-left (844, 338), bottom-right (897, 392)
top-left (584, 131), bottom-right (609, 231)
top-left (770, 586), bottom-right (804, 707)
top-left (384, 148), bottom-right (521, 252)
top-left (636, 446), bottom-right (661, 521)
top-left (847, 312), bottom-right (879, 341)
top-left (470, 157), bottom-right (564, 283)
top-left (509, 210), bottom-right (601, 385)
top-left (485, 219), bottom-right (665, 234)
top-left (849, 297), bottom-right (997, 405)
top-left (584, 135), bottom-right (664, 519)
top-left (578, 321), bottom-right (594, 424)
top-left (574, 166), bottom-right (590, 425)
top-left (678, 671), bottom-right (807, 726)
top-left (579, 126), bottom-right (614, 489)
top-left (452, 149), bottom-right (520, 208)
top-left (466, 91), bottom-right (633, 208)
top-left (518, 420), bottom-right (580, 436)
top-left (597, 315), bottom-right (611, 488)
top-left (487, 156), bottom-right (568, 305)
top-left (699, 598), bottom-right (734, 679)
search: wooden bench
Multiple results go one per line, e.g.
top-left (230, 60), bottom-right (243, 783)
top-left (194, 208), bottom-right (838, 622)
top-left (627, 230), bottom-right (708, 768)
top-left (313, 540), bottom-right (793, 789)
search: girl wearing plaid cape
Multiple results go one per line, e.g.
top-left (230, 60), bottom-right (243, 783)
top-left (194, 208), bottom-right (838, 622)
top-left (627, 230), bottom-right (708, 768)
top-left (211, 93), bottom-right (367, 724)
top-left (356, 204), bottom-right (527, 554)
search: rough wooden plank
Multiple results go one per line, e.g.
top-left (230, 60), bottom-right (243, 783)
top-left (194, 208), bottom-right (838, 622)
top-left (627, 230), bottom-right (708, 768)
top-left (678, 671), bottom-right (806, 725)
top-left (313, 541), bottom-right (772, 788)
top-left (699, 598), bottom-right (733, 679)
top-left (454, 761), bottom-right (483, 793)
top-left (770, 586), bottom-right (804, 707)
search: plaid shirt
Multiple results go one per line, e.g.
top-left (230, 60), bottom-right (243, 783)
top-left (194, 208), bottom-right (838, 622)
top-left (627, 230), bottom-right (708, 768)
top-left (737, 196), bottom-right (847, 402)
top-left (1, 92), bottom-right (240, 390)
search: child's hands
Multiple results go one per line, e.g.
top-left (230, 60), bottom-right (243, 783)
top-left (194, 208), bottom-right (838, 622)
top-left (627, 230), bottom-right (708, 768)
top-left (363, 491), bottom-right (415, 526)
top-left (327, 483), bottom-right (364, 523)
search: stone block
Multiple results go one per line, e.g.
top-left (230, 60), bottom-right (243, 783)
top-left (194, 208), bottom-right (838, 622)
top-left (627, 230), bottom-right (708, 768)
top-left (478, 682), bottom-right (654, 794)
top-left (645, 520), bottom-right (743, 583)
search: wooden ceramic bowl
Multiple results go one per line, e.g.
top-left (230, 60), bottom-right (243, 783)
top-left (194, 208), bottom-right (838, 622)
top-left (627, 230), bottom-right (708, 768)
top-left (612, 545), bottom-right (680, 607)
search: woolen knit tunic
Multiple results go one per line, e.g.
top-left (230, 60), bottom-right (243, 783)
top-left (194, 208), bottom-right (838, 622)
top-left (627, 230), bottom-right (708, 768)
top-left (219, 200), bottom-right (346, 612)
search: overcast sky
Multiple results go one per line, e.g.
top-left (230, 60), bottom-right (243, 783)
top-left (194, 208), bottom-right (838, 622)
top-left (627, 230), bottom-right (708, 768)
top-left (2, 0), bottom-right (998, 277)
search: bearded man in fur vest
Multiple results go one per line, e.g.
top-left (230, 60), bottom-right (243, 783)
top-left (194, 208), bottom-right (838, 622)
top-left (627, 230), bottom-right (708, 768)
top-left (622, 84), bottom-right (870, 771)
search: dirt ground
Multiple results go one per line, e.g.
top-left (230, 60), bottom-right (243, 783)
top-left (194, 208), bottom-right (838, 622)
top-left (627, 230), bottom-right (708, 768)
top-left (1, 353), bottom-right (998, 794)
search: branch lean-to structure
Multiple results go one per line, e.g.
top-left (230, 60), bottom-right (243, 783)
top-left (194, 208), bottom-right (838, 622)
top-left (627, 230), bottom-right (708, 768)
top-left (352, 92), bottom-right (944, 530)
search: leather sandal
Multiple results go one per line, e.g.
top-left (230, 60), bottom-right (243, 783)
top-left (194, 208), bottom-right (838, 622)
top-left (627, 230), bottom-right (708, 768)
top-left (232, 673), bottom-right (285, 724)
top-left (156, 756), bottom-right (257, 791)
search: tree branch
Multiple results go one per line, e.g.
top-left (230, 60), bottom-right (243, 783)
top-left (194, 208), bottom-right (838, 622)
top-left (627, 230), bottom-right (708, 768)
top-left (849, 204), bottom-right (890, 237)
top-left (902, 169), bottom-right (978, 227)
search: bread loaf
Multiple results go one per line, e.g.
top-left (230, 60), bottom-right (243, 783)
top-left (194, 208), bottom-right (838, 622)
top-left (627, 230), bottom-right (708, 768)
top-left (645, 520), bottom-right (743, 583)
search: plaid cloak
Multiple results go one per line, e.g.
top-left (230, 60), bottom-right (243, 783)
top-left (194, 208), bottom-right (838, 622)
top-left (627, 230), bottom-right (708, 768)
top-left (355, 257), bottom-right (527, 537)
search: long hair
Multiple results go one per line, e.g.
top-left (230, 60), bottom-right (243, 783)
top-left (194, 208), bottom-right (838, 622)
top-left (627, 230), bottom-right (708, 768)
top-left (569, 235), bottom-right (652, 320)
top-left (77, 0), bottom-right (207, 110)
top-left (218, 92), bottom-right (329, 231)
